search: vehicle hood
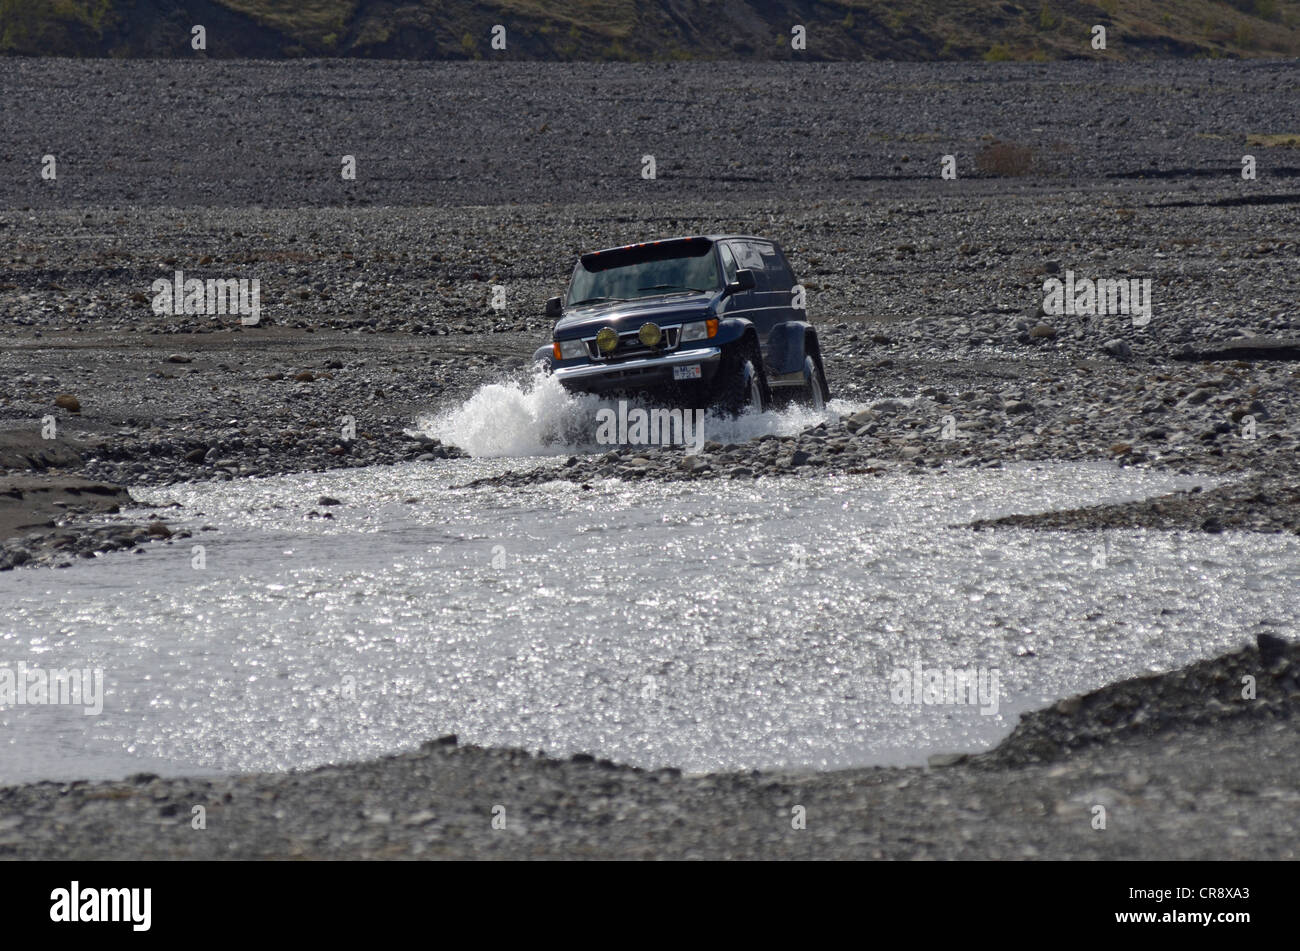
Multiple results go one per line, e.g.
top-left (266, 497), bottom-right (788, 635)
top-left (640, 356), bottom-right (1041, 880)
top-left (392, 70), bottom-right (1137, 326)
top-left (554, 292), bottom-right (716, 338)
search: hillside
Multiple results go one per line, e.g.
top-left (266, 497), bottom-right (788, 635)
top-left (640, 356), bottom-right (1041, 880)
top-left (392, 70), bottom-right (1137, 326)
top-left (2, 0), bottom-right (1299, 60)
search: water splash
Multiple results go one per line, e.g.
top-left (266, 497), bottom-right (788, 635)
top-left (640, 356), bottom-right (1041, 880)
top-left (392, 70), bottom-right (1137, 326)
top-left (419, 368), bottom-right (863, 458)
top-left (419, 369), bottom-right (602, 457)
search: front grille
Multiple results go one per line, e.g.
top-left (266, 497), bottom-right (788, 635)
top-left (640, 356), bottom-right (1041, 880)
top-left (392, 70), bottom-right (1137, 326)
top-left (587, 326), bottom-right (680, 361)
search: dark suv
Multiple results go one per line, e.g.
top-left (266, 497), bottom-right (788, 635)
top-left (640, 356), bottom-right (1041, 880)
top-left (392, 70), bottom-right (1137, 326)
top-left (533, 236), bottom-right (830, 413)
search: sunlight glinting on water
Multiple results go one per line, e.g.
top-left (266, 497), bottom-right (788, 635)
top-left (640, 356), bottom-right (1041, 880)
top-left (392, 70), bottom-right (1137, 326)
top-left (4, 457), bottom-right (1292, 784)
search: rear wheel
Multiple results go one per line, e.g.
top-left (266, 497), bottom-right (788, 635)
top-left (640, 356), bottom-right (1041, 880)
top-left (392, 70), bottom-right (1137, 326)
top-left (802, 355), bottom-right (826, 411)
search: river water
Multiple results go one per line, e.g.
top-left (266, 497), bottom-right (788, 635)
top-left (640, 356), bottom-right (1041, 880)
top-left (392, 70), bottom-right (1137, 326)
top-left (4, 439), bottom-right (1294, 784)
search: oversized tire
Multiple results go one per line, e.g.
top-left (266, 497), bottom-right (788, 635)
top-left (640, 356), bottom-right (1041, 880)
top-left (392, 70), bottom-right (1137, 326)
top-left (713, 340), bottom-right (768, 415)
top-left (802, 354), bottom-right (826, 411)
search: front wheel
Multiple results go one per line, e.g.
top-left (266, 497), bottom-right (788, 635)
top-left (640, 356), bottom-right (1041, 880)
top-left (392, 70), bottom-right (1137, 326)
top-left (713, 342), bottom-right (768, 416)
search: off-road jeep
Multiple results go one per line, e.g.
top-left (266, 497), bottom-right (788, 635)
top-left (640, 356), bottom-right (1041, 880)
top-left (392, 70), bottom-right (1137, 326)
top-left (533, 236), bottom-right (830, 414)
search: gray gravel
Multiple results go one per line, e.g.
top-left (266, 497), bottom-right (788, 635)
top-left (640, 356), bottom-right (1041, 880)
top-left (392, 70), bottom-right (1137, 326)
top-left (2, 59), bottom-right (1298, 207)
top-left (3, 190), bottom-right (1298, 498)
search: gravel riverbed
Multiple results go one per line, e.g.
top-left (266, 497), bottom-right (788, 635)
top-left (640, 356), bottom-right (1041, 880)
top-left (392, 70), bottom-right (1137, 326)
top-left (2, 59), bottom-right (1297, 859)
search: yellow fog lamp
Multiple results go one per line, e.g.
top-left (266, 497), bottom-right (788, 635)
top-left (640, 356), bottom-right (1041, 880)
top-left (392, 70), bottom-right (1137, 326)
top-left (638, 322), bottom-right (663, 347)
top-left (596, 327), bottom-right (620, 353)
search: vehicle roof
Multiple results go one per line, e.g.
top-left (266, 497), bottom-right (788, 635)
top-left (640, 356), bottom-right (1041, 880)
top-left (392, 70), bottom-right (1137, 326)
top-left (584, 235), bottom-right (773, 256)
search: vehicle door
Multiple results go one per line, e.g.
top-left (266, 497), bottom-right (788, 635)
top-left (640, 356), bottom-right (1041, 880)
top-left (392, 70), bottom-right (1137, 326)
top-left (718, 240), bottom-right (752, 324)
top-left (728, 240), bottom-right (781, 339)
top-left (720, 239), bottom-right (762, 330)
top-left (748, 240), bottom-right (800, 338)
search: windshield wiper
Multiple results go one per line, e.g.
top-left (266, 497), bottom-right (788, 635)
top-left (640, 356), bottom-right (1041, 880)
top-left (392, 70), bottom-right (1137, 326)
top-left (637, 285), bottom-right (711, 293)
top-left (570, 296), bottom-right (626, 305)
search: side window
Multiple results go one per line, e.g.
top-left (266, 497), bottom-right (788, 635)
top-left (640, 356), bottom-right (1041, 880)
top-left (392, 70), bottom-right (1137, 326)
top-left (732, 240), bottom-right (764, 272)
top-left (757, 243), bottom-right (794, 292)
top-left (730, 241), bottom-right (769, 291)
top-left (718, 243), bottom-right (738, 283)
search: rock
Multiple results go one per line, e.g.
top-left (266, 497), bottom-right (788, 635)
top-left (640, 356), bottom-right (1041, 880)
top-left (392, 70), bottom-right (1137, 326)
top-left (1004, 400), bottom-right (1034, 414)
top-left (317, 496), bottom-right (342, 506)
top-left (1055, 695), bottom-right (1082, 716)
top-left (166, 354), bottom-right (193, 363)
top-left (1257, 633), bottom-right (1288, 667)
top-left (1102, 338), bottom-right (1131, 358)
top-left (53, 394), bottom-right (80, 413)
top-left (184, 447), bottom-right (207, 464)
top-left (1029, 324), bottom-right (1056, 339)
top-left (146, 521), bottom-right (172, 538)
top-left (927, 753), bottom-right (968, 768)
top-left (789, 449), bottom-right (812, 467)
top-left (871, 399), bottom-right (907, 415)
top-left (1124, 770), bottom-right (1150, 791)
top-left (845, 409), bottom-right (875, 433)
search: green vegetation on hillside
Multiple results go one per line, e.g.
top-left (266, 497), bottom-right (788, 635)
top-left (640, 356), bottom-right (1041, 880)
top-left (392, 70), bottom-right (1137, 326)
top-left (2, 0), bottom-right (1298, 59)
top-left (0, 0), bottom-right (116, 55)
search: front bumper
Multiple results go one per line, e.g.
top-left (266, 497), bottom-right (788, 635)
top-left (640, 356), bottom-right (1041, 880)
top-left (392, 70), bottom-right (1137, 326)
top-left (553, 347), bottom-right (723, 394)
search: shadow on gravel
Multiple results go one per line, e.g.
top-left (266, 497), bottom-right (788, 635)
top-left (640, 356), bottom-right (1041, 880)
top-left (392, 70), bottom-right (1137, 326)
top-left (964, 476), bottom-right (1300, 535)
top-left (1174, 338), bottom-right (1300, 361)
top-left (1149, 192), bottom-right (1300, 208)
top-left (1110, 166), bottom-right (1300, 179)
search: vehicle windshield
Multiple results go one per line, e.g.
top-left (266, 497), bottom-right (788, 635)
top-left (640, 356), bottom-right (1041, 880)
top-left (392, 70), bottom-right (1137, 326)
top-left (567, 245), bottom-right (721, 305)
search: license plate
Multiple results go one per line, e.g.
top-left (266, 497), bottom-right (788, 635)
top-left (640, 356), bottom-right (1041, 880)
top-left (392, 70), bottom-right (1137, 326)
top-left (673, 364), bottom-right (702, 380)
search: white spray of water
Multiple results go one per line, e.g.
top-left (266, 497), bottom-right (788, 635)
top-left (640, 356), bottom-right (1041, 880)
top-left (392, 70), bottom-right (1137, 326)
top-left (420, 369), bottom-right (863, 459)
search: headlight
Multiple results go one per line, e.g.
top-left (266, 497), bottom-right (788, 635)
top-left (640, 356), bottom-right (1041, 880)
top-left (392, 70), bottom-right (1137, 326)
top-left (681, 318), bottom-right (719, 341)
top-left (638, 322), bottom-right (662, 346)
top-left (555, 339), bottom-right (587, 360)
top-left (595, 327), bottom-right (620, 353)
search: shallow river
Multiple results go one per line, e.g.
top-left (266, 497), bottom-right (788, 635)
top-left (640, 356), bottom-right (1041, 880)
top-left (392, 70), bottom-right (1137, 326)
top-left (4, 438), bottom-right (1295, 784)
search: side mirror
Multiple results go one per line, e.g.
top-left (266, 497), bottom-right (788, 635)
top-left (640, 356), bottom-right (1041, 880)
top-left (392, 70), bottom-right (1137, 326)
top-left (545, 296), bottom-right (563, 319)
top-left (725, 269), bottom-right (756, 296)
